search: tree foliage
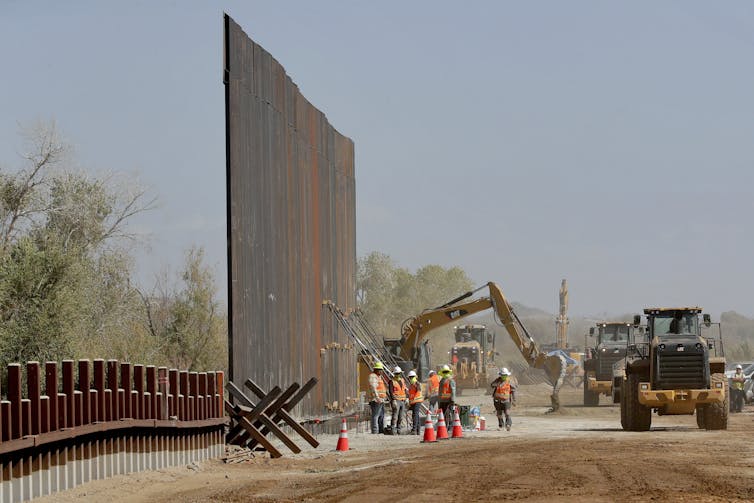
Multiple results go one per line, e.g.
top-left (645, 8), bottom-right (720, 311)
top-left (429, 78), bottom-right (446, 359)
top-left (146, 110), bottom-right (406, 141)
top-left (141, 247), bottom-right (226, 371)
top-left (356, 251), bottom-right (474, 338)
top-left (0, 121), bottom-right (226, 373)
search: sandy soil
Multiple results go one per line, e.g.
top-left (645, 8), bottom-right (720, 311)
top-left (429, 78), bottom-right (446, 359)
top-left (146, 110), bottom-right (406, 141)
top-left (37, 383), bottom-right (754, 502)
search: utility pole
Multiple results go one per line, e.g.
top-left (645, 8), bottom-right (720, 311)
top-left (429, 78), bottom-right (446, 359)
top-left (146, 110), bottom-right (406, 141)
top-left (556, 279), bottom-right (569, 349)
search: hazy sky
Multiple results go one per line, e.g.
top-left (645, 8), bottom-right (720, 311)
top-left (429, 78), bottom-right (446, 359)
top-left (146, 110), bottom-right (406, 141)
top-left (2, 2), bottom-right (753, 318)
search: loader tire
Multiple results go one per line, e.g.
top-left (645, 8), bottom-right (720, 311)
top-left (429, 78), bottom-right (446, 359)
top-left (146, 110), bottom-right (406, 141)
top-left (695, 406), bottom-right (705, 429)
top-left (583, 382), bottom-right (600, 407)
top-left (703, 373), bottom-right (728, 430)
top-left (619, 381), bottom-right (628, 430)
top-left (624, 373), bottom-right (651, 431)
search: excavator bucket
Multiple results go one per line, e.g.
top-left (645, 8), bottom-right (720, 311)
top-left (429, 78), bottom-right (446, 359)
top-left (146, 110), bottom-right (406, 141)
top-left (542, 353), bottom-right (567, 411)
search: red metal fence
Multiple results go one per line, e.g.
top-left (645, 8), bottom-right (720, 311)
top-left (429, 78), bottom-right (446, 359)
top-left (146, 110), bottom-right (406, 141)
top-left (0, 359), bottom-right (226, 502)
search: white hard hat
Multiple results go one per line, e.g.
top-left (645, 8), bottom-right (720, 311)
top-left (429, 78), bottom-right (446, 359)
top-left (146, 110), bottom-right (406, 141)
top-left (500, 367), bottom-right (511, 376)
top-left (736, 364), bottom-right (743, 370)
top-left (441, 364), bottom-right (451, 372)
top-left (407, 370), bottom-right (417, 378)
top-left (428, 369), bottom-right (436, 375)
top-left (393, 366), bottom-right (403, 373)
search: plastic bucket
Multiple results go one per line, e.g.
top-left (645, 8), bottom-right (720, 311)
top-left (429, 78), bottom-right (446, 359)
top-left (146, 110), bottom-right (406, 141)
top-left (459, 405), bottom-right (471, 427)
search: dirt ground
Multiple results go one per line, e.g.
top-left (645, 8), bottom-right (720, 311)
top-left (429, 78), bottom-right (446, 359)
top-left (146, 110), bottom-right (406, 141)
top-left (38, 383), bottom-right (754, 502)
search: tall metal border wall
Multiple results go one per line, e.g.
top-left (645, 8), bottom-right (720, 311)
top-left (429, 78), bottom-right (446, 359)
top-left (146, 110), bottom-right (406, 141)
top-left (224, 15), bottom-right (357, 421)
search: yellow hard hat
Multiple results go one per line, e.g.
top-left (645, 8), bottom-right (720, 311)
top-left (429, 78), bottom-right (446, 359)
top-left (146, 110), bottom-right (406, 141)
top-left (373, 361), bottom-right (384, 370)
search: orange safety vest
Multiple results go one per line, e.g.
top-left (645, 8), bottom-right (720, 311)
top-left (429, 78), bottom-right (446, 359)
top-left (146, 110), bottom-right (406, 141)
top-left (408, 381), bottom-right (424, 405)
top-left (427, 374), bottom-right (440, 396)
top-left (391, 379), bottom-right (407, 401)
top-left (439, 378), bottom-right (453, 401)
top-left (494, 381), bottom-right (511, 401)
top-left (373, 373), bottom-right (387, 400)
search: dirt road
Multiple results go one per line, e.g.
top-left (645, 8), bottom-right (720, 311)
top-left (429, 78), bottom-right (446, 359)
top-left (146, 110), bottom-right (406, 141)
top-left (39, 383), bottom-right (754, 502)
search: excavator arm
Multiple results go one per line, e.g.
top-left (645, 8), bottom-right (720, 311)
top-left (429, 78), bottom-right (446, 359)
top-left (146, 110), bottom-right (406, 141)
top-left (399, 296), bottom-right (493, 361)
top-left (486, 282), bottom-right (567, 409)
top-left (398, 282), bottom-right (566, 410)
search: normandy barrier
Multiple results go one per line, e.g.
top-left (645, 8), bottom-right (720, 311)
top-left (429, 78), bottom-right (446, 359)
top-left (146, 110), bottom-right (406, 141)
top-left (0, 359), bottom-right (226, 502)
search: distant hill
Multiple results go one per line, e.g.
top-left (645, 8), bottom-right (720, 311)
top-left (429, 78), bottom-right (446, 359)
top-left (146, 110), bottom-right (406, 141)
top-left (719, 311), bottom-right (754, 361)
top-left (510, 302), bottom-right (552, 318)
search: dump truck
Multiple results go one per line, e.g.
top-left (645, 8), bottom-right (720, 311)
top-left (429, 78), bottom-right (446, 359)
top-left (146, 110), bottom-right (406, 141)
top-left (613, 307), bottom-right (727, 431)
top-left (582, 322), bottom-right (634, 406)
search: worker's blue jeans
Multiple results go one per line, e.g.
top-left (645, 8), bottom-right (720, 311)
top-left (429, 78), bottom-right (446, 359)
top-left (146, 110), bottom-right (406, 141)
top-left (370, 401), bottom-right (384, 434)
top-left (411, 403), bottom-right (422, 433)
top-left (391, 399), bottom-right (406, 434)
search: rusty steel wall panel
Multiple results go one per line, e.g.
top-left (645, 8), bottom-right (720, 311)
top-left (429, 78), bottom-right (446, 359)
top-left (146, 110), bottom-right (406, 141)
top-left (224, 15), bottom-right (357, 420)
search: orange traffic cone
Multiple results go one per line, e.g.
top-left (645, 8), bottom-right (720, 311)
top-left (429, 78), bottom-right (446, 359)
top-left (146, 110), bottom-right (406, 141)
top-left (421, 413), bottom-right (437, 443)
top-left (451, 406), bottom-right (463, 438)
top-left (336, 418), bottom-right (349, 451)
top-left (435, 409), bottom-right (449, 440)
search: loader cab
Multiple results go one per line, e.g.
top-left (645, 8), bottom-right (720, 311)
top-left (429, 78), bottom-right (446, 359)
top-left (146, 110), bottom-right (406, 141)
top-left (595, 323), bottom-right (631, 344)
top-left (641, 307), bottom-right (715, 390)
top-left (586, 323), bottom-right (633, 382)
top-left (648, 310), bottom-right (700, 336)
top-left (453, 324), bottom-right (487, 345)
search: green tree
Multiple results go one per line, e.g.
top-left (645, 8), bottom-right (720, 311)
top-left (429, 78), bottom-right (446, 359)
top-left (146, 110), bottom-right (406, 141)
top-left (0, 121), bottom-right (154, 368)
top-left (0, 236), bottom-right (78, 367)
top-left (141, 247), bottom-right (227, 371)
top-left (356, 251), bottom-right (474, 339)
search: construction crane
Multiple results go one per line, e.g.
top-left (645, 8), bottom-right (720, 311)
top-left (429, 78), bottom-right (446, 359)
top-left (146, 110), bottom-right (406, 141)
top-left (556, 279), bottom-right (569, 350)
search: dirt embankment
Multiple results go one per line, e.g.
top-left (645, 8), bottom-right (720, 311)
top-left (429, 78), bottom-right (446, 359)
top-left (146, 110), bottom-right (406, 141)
top-left (38, 384), bottom-right (754, 502)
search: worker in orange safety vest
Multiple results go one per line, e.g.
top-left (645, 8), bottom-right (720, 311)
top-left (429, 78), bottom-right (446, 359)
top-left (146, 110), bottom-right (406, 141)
top-left (437, 364), bottom-right (456, 426)
top-left (407, 370), bottom-right (424, 435)
top-left (490, 367), bottom-right (517, 431)
top-left (426, 369), bottom-right (440, 411)
top-left (388, 366), bottom-right (408, 435)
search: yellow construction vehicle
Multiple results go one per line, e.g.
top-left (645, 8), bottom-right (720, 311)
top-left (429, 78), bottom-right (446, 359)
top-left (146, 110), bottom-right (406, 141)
top-left (583, 322), bottom-right (635, 406)
top-left (395, 282), bottom-right (567, 410)
top-left (614, 307), bottom-right (727, 431)
top-left (450, 324), bottom-right (497, 391)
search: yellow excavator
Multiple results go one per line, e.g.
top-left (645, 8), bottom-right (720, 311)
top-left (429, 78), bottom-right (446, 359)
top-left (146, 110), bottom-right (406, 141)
top-left (396, 282), bottom-right (567, 410)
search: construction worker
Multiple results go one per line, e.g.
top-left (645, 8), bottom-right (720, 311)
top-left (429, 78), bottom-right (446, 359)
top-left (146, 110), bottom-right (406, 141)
top-left (368, 361), bottom-right (388, 434)
top-left (490, 367), bottom-right (517, 431)
top-left (407, 370), bottom-right (424, 435)
top-left (731, 364), bottom-right (746, 413)
top-left (426, 369), bottom-right (440, 410)
top-left (437, 364), bottom-right (456, 426)
top-left (388, 366), bottom-right (408, 435)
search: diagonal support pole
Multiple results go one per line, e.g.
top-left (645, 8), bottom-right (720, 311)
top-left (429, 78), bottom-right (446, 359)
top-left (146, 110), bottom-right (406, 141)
top-left (224, 400), bottom-right (282, 458)
top-left (226, 382), bottom-right (301, 454)
top-left (245, 377), bottom-right (319, 448)
top-left (236, 382), bottom-right (301, 447)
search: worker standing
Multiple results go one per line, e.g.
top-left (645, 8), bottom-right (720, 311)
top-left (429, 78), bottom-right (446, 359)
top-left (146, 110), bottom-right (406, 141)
top-left (368, 361), bottom-right (388, 434)
top-left (407, 370), bottom-right (424, 435)
top-left (437, 364), bottom-right (456, 426)
top-left (388, 366), bottom-right (408, 435)
top-left (426, 369), bottom-right (440, 411)
top-left (490, 368), bottom-right (517, 431)
top-left (731, 364), bottom-right (746, 413)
